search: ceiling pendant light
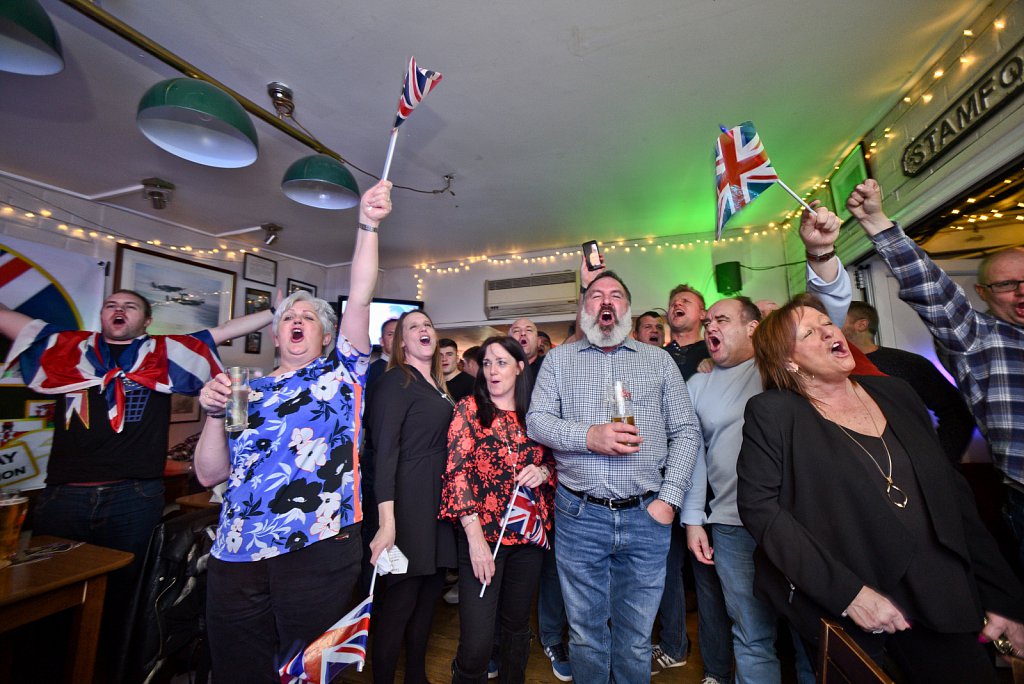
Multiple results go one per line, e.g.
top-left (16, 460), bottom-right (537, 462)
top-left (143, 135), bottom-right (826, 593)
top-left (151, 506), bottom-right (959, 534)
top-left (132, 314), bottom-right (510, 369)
top-left (0, 0), bottom-right (64, 75)
top-left (281, 154), bottom-right (360, 209)
top-left (137, 78), bottom-right (259, 168)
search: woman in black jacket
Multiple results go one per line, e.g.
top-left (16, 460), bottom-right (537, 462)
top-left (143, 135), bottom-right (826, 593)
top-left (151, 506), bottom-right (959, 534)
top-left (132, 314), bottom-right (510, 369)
top-left (367, 310), bottom-right (457, 684)
top-left (738, 296), bottom-right (1024, 683)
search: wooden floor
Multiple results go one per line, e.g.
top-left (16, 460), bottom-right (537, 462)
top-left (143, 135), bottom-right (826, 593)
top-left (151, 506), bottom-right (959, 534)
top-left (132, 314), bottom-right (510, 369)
top-left (342, 597), bottom-right (717, 684)
top-left (340, 595), bottom-right (1019, 684)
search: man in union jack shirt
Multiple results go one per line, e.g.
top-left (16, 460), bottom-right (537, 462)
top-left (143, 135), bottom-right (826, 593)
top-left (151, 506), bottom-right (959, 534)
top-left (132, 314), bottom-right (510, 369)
top-left (0, 289), bottom-right (271, 667)
top-left (848, 179), bottom-right (1024, 570)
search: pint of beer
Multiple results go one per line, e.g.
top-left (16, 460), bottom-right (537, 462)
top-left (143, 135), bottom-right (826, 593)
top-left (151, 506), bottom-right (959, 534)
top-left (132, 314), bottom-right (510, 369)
top-left (0, 493), bottom-right (28, 559)
top-left (224, 366), bottom-right (250, 432)
top-left (609, 380), bottom-right (634, 424)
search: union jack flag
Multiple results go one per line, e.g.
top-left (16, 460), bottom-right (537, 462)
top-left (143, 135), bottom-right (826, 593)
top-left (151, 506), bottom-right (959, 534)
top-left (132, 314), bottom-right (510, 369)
top-left (503, 485), bottom-right (549, 549)
top-left (393, 56), bottom-right (442, 129)
top-left (280, 594), bottom-right (372, 683)
top-left (3, 319), bottom-right (222, 432)
top-left (714, 121), bottom-right (780, 239)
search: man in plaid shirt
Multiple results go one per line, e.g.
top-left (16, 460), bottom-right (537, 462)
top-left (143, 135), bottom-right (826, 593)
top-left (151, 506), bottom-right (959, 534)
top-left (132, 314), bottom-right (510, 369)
top-left (848, 179), bottom-right (1024, 567)
top-left (527, 269), bottom-right (702, 684)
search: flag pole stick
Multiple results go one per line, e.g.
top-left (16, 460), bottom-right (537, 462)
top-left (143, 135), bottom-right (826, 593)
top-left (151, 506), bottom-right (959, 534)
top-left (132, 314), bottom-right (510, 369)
top-left (776, 178), bottom-right (816, 214)
top-left (480, 481), bottom-right (520, 598)
top-left (356, 568), bottom-right (379, 673)
top-left (381, 128), bottom-right (399, 181)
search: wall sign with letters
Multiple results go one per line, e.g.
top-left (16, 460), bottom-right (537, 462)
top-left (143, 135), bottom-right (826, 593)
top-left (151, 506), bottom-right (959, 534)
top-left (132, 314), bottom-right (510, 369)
top-left (902, 35), bottom-right (1024, 177)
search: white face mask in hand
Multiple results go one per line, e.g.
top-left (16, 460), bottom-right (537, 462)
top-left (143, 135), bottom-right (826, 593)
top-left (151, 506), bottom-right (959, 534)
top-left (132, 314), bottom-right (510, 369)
top-left (375, 545), bottom-right (409, 575)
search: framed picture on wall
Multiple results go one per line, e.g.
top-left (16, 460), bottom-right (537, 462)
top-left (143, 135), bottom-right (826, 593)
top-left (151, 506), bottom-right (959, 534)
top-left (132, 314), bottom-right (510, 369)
top-left (287, 278), bottom-right (317, 297)
top-left (243, 253), bottom-right (277, 286)
top-left (245, 287), bottom-right (272, 315)
top-left (245, 332), bottom-right (262, 354)
top-left (170, 394), bottom-right (201, 423)
top-left (114, 244), bottom-right (235, 336)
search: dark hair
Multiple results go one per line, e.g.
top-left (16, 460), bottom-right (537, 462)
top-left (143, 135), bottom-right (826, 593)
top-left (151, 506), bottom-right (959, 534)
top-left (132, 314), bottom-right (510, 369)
top-left (107, 289), bottom-right (152, 319)
top-left (752, 294), bottom-right (828, 398)
top-left (584, 270), bottom-right (632, 302)
top-left (668, 283), bottom-right (705, 308)
top-left (473, 336), bottom-right (531, 429)
top-left (387, 310), bottom-right (446, 391)
top-left (438, 338), bottom-right (458, 351)
top-left (733, 296), bottom-right (762, 324)
top-left (462, 345), bottom-right (480, 361)
top-left (846, 301), bottom-right (878, 335)
top-left (380, 317), bottom-right (398, 337)
top-left (537, 331), bottom-right (552, 342)
top-left (633, 310), bottom-right (663, 334)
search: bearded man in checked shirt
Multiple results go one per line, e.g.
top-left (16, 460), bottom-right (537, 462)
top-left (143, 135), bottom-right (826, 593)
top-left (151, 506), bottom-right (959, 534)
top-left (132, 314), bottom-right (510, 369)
top-left (527, 269), bottom-right (701, 684)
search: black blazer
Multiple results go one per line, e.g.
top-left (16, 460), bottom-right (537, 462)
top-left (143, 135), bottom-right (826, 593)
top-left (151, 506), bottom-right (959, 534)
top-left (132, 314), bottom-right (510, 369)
top-left (737, 374), bottom-right (1024, 642)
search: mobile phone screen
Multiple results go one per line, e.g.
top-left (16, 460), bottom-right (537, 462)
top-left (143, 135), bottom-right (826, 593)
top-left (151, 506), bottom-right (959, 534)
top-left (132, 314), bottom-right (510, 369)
top-left (582, 241), bottom-right (602, 271)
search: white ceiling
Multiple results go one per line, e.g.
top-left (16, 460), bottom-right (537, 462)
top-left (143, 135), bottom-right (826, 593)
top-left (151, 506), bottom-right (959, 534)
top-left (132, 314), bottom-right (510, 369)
top-left (0, 0), bottom-right (987, 270)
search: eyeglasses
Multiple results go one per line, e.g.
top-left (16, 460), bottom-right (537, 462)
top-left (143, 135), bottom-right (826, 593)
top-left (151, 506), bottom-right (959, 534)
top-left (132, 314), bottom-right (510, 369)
top-left (981, 279), bottom-right (1024, 293)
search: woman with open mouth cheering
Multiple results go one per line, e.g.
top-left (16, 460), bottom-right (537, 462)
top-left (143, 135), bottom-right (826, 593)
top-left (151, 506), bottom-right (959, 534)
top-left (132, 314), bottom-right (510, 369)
top-left (367, 309), bottom-right (458, 684)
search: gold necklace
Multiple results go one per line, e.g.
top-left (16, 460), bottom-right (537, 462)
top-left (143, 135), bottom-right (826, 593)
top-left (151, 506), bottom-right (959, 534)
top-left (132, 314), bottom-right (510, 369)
top-left (830, 387), bottom-right (908, 509)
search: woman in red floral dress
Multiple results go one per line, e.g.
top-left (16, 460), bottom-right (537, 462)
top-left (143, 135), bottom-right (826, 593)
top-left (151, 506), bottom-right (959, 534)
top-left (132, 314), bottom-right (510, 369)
top-left (441, 336), bottom-right (557, 684)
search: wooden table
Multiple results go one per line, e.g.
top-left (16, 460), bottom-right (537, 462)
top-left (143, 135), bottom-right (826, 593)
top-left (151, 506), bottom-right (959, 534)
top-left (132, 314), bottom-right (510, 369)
top-left (0, 536), bottom-right (133, 684)
top-left (175, 490), bottom-right (219, 513)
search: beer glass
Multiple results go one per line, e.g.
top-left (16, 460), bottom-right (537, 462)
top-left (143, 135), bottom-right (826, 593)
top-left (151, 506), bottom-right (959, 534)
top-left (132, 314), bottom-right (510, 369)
top-left (224, 366), bottom-right (250, 431)
top-left (0, 492), bottom-right (29, 559)
top-left (608, 380), bottom-right (635, 426)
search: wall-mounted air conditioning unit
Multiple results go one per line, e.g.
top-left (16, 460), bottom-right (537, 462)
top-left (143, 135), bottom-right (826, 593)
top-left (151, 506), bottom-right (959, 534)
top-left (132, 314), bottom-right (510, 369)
top-left (484, 270), bottom-right (579, 319)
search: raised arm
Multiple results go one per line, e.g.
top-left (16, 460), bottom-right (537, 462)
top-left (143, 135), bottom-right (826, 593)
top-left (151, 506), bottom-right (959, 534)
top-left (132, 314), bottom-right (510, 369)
top-left (340, 180), bottom-right (393, 355)
top-left (0, 304), bottom-right (36, 341)
top-left (209, 308), bottom-right (274, 345)
top-left (799, 201), bottom-right (842, 283)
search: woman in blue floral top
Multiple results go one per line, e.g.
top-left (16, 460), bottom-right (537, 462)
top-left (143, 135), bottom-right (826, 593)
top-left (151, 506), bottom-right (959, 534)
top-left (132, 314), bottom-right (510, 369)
top-left (194, 180), bottom-right (392, 684)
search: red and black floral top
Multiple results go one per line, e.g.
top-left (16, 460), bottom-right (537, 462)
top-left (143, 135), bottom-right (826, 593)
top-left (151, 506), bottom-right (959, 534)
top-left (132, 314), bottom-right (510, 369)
top-left (440, 396), bottom-right (556, 545)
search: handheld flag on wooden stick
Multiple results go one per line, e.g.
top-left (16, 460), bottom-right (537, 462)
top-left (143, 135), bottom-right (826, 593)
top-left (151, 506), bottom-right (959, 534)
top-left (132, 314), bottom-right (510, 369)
top-left (279, 594), bottom-right (372, 683)
top-left (381, 56), bottom-right (443, 180)
top-left (714, 121), bottom-right (813, 240)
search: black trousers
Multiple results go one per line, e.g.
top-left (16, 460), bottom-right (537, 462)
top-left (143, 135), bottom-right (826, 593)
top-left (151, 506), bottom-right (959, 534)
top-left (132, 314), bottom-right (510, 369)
top-left (371, 569), bottom-right (446, 684)
top-left (206, 527), bottom-right (361, 684)
top-left (454, 532), bottom-right (545, 679)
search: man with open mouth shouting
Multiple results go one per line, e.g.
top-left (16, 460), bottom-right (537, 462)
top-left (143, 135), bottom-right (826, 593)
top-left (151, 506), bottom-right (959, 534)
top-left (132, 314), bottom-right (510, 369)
top-left (527, 262), bottom-right (702, 684)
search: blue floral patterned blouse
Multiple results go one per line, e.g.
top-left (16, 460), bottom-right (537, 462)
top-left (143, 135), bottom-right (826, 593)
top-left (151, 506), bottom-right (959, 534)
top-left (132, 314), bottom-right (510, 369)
top-left (211, 334), bottom-right (369, 562)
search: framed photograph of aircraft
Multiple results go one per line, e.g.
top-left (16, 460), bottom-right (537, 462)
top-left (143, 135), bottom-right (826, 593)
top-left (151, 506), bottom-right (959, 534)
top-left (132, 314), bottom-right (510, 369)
top-left (114, 245), bottom-right (235, 337)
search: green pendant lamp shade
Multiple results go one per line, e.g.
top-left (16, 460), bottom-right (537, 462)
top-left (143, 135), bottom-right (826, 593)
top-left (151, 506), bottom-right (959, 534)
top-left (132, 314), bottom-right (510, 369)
top-left (0, 0), bottom-right (64, 75)
top-left (282, 154), bottom-right (360, 209)
top-left (137, 78), bottom-right (259, 168)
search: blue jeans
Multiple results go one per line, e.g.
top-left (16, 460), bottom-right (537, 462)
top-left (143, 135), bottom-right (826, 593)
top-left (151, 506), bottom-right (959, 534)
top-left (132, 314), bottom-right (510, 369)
top-left (538, 531), bottom-right (569, 648)
top-left (712, 524), bottom-right (781, 684)
top-left (655, 523), bottom-right (689, 660)
top-left (33, 479), bottom-right (165, 576)
top-left (554, 485), bottom-right (671, 684)
top-left (691, 535), bottom-right (735, 681)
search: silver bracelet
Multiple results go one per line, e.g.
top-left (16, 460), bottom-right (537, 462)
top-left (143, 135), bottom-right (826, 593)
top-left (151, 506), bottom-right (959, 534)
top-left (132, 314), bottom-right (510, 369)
top-left (358, 223), bottom-right (379, 233)
top-left (461, 513), bottom-right (479, 527)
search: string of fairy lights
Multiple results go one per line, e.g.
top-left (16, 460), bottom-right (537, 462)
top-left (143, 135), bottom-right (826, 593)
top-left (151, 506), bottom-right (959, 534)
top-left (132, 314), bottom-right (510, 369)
top-left (0, 192), bottom-right (268, 266)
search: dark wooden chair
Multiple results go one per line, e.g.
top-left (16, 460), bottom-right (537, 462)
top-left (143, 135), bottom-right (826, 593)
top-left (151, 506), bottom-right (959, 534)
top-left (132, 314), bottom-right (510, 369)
top-left (818, 619), bottom-right (895, 684)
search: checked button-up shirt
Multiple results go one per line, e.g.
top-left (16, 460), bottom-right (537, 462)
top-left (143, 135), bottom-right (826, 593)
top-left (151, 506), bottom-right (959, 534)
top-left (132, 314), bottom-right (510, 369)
top-left (871, 224), bottom-right (1024, 485)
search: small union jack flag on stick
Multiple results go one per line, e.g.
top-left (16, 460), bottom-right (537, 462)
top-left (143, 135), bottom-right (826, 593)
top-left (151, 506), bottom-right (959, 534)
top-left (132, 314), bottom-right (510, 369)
top-left (714, 121), bottom-right (813, 240)
top-left (279, 594), bottom-right (373, 683)
top-left (381, 56), bottom-right (443, 180)
top-left (479, 482), bottom-right (549, 598)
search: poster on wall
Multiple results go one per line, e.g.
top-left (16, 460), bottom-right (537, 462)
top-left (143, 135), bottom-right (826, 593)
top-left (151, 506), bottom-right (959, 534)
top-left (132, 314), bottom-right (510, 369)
top-left (0, 236), bottom-right (105, 491)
